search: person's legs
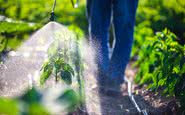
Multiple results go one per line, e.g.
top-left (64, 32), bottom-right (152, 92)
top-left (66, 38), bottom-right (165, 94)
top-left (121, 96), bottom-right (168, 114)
top-left (87, 0), bottom-right (112, 75)
top-left (108, 0), bottom-right (138, 85)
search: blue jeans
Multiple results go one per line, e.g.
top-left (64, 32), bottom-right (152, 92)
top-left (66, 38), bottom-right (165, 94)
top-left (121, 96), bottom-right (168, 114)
top-left (87, 0), bottom-right (138, 84)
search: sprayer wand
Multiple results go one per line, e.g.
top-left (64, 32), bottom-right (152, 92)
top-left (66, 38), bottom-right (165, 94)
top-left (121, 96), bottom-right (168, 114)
top-left (50, 0), bottom-right (79, 21)
top-left (71, 0), bottom-right (79, 8)
top-left (50, 0), bottom-right (56, 21)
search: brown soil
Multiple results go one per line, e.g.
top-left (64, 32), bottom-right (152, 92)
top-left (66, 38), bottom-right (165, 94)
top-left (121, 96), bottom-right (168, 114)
top-left (73, 62), bottom-right (180, 115)
top-left (124, 62), bottom-right (179, 115)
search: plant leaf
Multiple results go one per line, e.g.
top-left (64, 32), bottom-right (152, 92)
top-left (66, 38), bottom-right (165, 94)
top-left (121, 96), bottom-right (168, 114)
top-left (61, 70), bottom-right (72, 85)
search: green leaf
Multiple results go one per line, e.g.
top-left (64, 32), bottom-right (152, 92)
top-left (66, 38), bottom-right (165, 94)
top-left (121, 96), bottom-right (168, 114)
top-left (0, 37), bottom-right (8, 52)
top-left (61, 70), bottom-right (72, 85)
top-left (40, 61), bottom-right (53, 85)
top-left (0, 98), bottom-right (19, 115)
top-left (61, 63), bottom-right (75, 76)
top-left (40, 69), bottom-right (52, 85)
top-left (158, 78), bottom-right (166, 87)
top-left (19, 87), bottom-right (42, 104)
top-left (57, 89), bottom-right (79, 112)
top-left (28, 103), bottom-right (50, 115)
top-left (54, 58), bottom-right (64, 71)
top-left (173, 66), bottom-right (180, 74)
top-left (147, 83), bottom-right (157, 91)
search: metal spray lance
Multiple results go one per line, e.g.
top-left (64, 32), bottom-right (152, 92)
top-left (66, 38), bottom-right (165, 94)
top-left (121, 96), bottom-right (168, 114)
top-left (50, 0), bottom-right (79, 21)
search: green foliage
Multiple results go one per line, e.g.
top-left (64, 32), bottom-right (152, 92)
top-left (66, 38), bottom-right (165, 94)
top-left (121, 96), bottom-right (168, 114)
top-left (136, 0), bottom-right (185, 42)
top-left (40, 56), bottom-right (75, 85)
top-left (40, 44), bottom-right (75, 85)
top-left (61, 67), bottom-right (73, 85)
top-left (0, 88), bottom-right (50, 115)
top-left (0, 0), bottom-right (86, 62)
top-left (27, 103), bottom-right (50, 115)
top-left (0, 98), bottom-right (19, 115)
top-left (132, 0), bottom-right (185, 58)
top-left (0, 87), bottom-right (81, 114)
top-left (0, 21), bottom-right (37, 34)
top-left (0, 20), bottom-right (40, 62)
top-left (0, 0), bottom-right (87, 33)
top-left (0, 35), bottom-right (7, 52)
top-left (58, 89), bottom-right (80, 112)
top-left (39, 29), bottom-right (82, 86)
top-left (132, 22), bottom-right (154, 57)
top-left (19, 87), bottom-right (42, 104)
top-left (0, 21), bottom-right (40, 51)
top-left (135, 29), bottom-right (185, 110)
top-left (39, 30), bottom-right (84, 112)
top-left (0, 0), bottom-right (184, 113)
top-left (40, 61), bottom-right (53, 85)
top-left (19, 88), bottom-right (50, 115)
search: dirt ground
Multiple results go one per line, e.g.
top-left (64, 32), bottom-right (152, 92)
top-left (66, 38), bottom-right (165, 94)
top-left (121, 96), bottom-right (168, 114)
top-left (75, 62), bottom-right (179, 115)
top-left (125, 63), bottom-right (179, 114)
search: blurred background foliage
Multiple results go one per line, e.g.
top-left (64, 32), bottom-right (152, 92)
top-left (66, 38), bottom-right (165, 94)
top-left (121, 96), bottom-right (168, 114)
top-left (0, 0), bottom-right (86, 55)
top-left (0, 0), bottom-right (184, 54)
top-left (132, 0), bottom-right (185, 58)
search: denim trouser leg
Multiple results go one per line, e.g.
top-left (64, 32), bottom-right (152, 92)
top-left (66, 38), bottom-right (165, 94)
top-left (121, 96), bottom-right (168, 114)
top-left (87, 0), bottom-right (138, 85)
top-left (87, 0), bottom-right (112, 73)
top-left (109, 0), bottom-right (138, 83)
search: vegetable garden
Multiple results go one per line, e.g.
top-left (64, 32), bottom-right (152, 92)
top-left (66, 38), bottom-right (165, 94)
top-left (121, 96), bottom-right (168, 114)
top-left (0, 0), bottom-right (185, 114)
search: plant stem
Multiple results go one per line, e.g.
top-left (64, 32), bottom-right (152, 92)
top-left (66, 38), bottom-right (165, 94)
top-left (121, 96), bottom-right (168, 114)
top-left (55, 70), bottom-right (58, 83)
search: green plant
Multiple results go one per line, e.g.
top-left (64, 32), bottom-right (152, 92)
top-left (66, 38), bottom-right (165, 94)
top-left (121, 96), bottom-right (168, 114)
top-left (0, 35), bottom-right (7, 53)
top-left (132, 21), bottom-right (154, 58)
top-left (136, 0), bottom-right (185, 43)
top-left (135, 29), bottom-right (185, 111)
top-left (132, 0), bottom-right (185, 58)
top-left (0, 86), bottom-right (81, 114)
top-left (0, 88), bottom-right (50, 115)
top-left (40, 35), bottom-right (76, 85)
top-left (39, 30), bottom-right (84, 112)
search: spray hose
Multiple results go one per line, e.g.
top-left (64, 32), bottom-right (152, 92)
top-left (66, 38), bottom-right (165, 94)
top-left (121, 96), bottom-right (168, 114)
top-left (50, 0), bottom-right (79, 21)
top-left (125, 77), bottom-right (148, 115)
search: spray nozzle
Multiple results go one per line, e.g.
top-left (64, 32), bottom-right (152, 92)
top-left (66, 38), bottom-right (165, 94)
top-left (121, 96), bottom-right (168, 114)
top-left (71, 0), bottom-right (79, 8)
top-left (50, 0), bottom-right (56, 21)
top-left (50, 11), bottom-right (55, 21)
top-left (50, 0), bottom-right (79, 21)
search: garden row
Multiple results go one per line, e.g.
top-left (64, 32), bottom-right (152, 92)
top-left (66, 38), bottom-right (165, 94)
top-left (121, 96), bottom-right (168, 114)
top-left (134, 29), bottom-right (185, 113)
top-left (131, 0), bottom-right (185, 112)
